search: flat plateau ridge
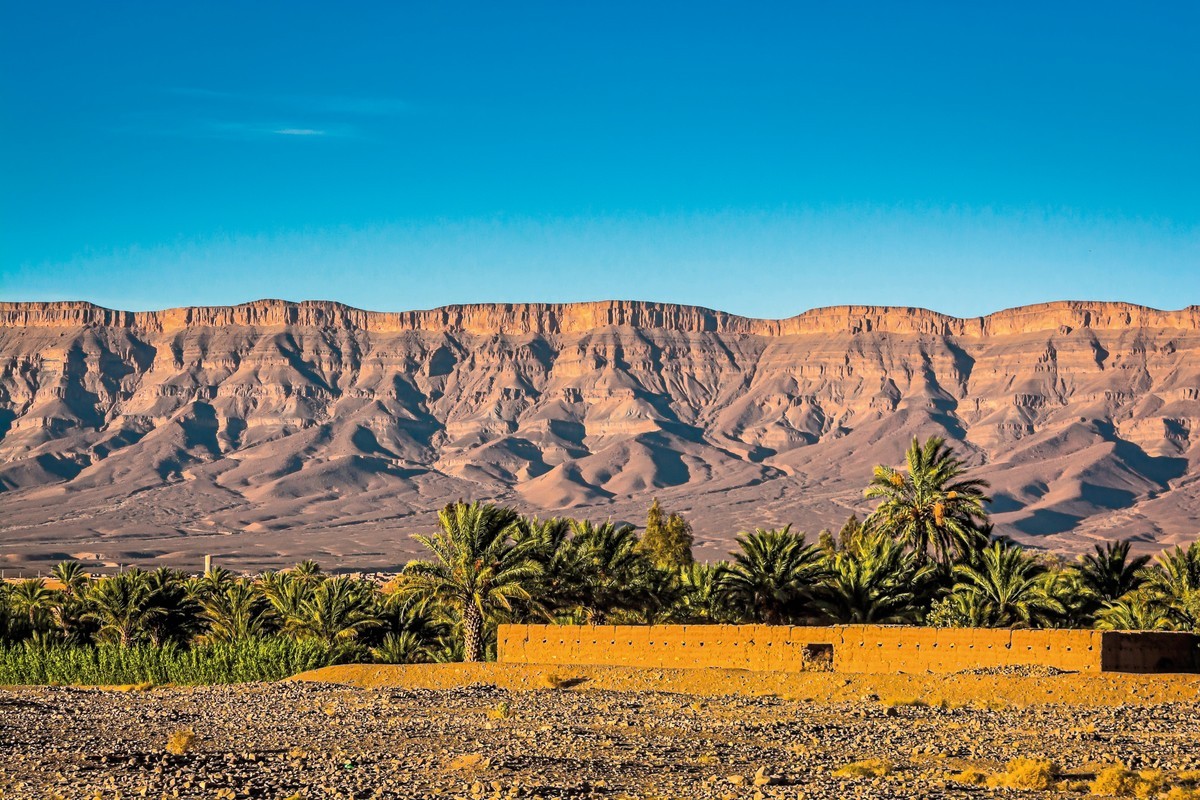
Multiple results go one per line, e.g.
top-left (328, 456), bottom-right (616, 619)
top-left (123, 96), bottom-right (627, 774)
top-left (0, 298), bottom-right (1198, 572)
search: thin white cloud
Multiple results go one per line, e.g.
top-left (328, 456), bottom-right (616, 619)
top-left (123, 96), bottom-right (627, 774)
top-left (274, 128), bottom-right (326, 136)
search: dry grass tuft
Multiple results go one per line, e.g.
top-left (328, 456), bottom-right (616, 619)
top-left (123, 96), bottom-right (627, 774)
top-left (986, 757), bottom-right (1059, 790)
top-left (542, 672), bottom-right (571, 689)
top-left (1090, 765), bottom-right (1140, 796)
top-left (114, 681), bottom-right (155, 693)
top-left (882, 697), bottom-right (928, 709)
top-left (1086, 765), bottom-right (1184, 798)
top-left (833, 758), bottom-right (893, 778)
top-left (947, 768), bottom-right (989, 785)
top-left (488, 701), bottom-right (512, 719)
top-left (1136, 770), bottom-right (1167, 798)
top-left (165, 727), bottom-right (195, 756)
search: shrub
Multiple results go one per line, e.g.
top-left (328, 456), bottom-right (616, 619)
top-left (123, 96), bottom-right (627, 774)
top-left (543, 672), bottom-right (571, 689)
top-left (1164, 789), bottom-right (1200, 800)
top-left (882, 697), bottom-right (927, 709)
top-left (1091, 765), bottom-right (1139, 796)
top-left (987, 757), bottom-right (1059, 790)
top-left (165, 727), bottom-right (195, 755)
top-left (833, 758), bottom-right (893, 778)
top-left (947, 768), bottom-right (988, 785)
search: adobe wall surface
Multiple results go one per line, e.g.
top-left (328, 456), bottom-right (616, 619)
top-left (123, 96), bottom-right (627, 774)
top-left (1101, 631), bottom-right (1200, 673)
top-left (833, 626), bottom-right (1105, 673)
top-left (497, 624), bottom-right (1200, 674)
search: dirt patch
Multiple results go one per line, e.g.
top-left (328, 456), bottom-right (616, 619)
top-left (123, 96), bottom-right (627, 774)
top-left (293, 661), bottom-right (1200, 707)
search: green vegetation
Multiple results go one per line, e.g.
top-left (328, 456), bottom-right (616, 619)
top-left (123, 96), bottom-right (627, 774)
top-left (0, 639), bottom-right (336, 685)
top-left (2, 436), bottom-right (1197, 683)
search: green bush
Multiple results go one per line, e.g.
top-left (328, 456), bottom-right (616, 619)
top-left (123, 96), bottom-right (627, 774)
top-left (0, 638), bottom-right (338, 685)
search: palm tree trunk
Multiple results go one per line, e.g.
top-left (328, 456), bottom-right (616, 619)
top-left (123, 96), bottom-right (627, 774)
top-left (463, 603), bottom-right (484, 662)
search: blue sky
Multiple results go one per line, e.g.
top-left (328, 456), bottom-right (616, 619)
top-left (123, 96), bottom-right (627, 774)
top-left (1, 2), bottom-right (1197, 318)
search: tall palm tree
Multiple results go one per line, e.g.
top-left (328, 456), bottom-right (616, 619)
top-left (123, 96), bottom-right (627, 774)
top-left (1078, 540), bottom-right (1150, 605)
top-left (51, 561), bottom-right (90, 597)
top-left (84, 570), bottom-right (165, 646)
top-left (715, 526), bottom-right (826, 624)
top-left (950, 541), bottom-right (1064, 627)
top-left (401, 502), bottom-right (542, 662)
top-left (292, 560), bottom-right (325, 584)
top-left (48, 563), bottom-right (92, 645)
top-left (864, 436), bottom-right (991, 566)
top-left (816, 530), bottom-right (935, 623)
top-left (198, 578), bottom-right (274, 642)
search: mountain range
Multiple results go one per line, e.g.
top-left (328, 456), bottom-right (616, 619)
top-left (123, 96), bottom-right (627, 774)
top-left (0, 298), bottom-right (1197, 573)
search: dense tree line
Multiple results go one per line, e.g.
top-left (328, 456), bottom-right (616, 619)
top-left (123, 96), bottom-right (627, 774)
top-left (2, 437), bottom-right (1198, 667)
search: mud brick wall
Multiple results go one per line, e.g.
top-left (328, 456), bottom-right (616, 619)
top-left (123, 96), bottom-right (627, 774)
top-left (831, 626), bottom-right (1104, 673)
top-left (497, 624), bottom-right (837, 671)
top-left (497, 624), bottom-right (1200, 674)
top-left (1101, 631), bottom-right (1200, 673)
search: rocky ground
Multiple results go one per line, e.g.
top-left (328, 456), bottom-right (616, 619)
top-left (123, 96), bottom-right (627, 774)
top-left (1, 667), bottom-right (1199, 799)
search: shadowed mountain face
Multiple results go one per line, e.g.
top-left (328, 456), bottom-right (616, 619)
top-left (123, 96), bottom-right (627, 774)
top-left (0, 299), bottom-right (1197, 572)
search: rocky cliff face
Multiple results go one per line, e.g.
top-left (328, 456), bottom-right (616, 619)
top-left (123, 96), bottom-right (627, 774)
top-left (1, 299), bottom-right (1197, 572)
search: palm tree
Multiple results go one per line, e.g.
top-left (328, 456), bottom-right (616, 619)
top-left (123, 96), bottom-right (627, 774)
top-left (926, 589), bottom-right (992, 628)
top-left (10, 578), bottom-right (54, 634)
top-left (84, 570), bottom-right (165, 646)
top-left (949, 541), bottom-right (1064, 627)
top-left (864, 436), bottom-right (991, 566)
top-left (401, 502), bottom-right (542, 662)
top-left (816, 530), bottom-right (935, 623)
top-left (292, 560), bottom-right (325, 584)
top-left (261, 571), bottom-right (313, 629)
top-left (0, 582), bottom-right (16, 642)
top-left (288, 576), bottom-right (378, 645)
top-left (1078, 540), bottom-right (1150, 605)
top-left (1143, 543), bottom-right (1200, 631)
top-left (198, 578), bottom-right (274, 642)
top-left (196, 565), bottom-right (235, 594)
top-left (715, 526), bottom-right (826, 624)
top-left (1036, 567), bottom-right (1095, 628)
top-left (51, 561), bottom-right (89, 597)
top-left (370, 594), bottom-right (447, 664)
top-left (510, 517), bottom-right (584, 620)
top-left (570, 520), bottom-right (659, 624)
top-left (1095, 590), bottom-right (1176, 631)
top-left (144, 567), bottom-right (197, 645)
top-left (673, 562), bottom-right (728, 623)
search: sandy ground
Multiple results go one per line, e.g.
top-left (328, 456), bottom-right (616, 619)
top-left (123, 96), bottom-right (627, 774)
top-left (1, 663), bottom-right (1198, 799)
top-left (296, 662), bottom-right (1200, 707)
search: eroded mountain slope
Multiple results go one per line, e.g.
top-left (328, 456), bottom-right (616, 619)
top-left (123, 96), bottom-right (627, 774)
top-left (0, 299), bottom-right (1196, 571)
